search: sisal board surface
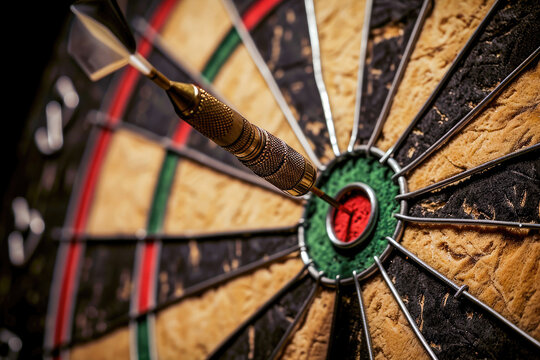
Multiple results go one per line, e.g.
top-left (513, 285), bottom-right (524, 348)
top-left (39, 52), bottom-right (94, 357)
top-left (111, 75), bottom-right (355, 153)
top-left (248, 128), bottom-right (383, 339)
top-left (71, 0), bottom-right (539, 359)
top-left (86, 129), bottom-right (164, 235)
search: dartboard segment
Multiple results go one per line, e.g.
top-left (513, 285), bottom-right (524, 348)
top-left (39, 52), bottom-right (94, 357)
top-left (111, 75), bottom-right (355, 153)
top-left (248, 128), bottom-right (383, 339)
top-left (208, 266), bottom-right (318, 359)
top-left (408, 154), bottom-right (540, 226)
top-left (162, 159), bottom-right (303, 234)
top-left (349, 0), bottom-right (428, 147)
top-left (326, 281), bottom-right (371, 359)
top-left (157, 228), bottom-right (299, 305)
top-left (71, 241), bottom-right (136, 343)
top-left (313, 0), bottom-right (366, 152)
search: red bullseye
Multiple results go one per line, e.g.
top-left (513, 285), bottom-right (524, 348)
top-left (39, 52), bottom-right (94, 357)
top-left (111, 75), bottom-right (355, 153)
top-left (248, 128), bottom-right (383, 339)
top-left (326, 183), bottom-right (378, 249)
top-left (333, 193), bottom-right (371, 243)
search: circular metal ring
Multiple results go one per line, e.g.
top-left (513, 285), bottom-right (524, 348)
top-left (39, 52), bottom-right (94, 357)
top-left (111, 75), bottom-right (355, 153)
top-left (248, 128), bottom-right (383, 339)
top-left (325, 182), bottom-right (378, 249)
top-left (298, 145), bottom-right (408, 287)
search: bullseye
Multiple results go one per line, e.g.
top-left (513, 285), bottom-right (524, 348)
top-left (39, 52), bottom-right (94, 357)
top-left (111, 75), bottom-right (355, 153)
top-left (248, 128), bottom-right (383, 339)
top-left (327, 183), bottom-right (378, 248)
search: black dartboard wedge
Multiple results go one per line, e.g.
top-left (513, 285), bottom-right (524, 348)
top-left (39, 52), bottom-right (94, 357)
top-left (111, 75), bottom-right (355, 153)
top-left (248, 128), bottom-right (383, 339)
top-left (1, 0), bottom-right (539, 359)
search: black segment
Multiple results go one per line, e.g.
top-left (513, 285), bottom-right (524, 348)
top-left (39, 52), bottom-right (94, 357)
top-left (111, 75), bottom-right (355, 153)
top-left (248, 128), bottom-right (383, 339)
top-left (158, 229), bottom-right (298, 304)
top-left (326, 283), bottom-right (370, 360)
top-left (209, 273), bottom-right (315, 359)
top-left (72, 242), bottom-right (136, 342)
top-left (387, 252), bottom-right (539, 359)
top-left (238, 0), bottom-right (332, 160)
top-left (396, 0), bottom-right (540, 166)
top-left (355, 0), bottom-right (425, 143)
top-left (408, 153), bottom-right (540, 224)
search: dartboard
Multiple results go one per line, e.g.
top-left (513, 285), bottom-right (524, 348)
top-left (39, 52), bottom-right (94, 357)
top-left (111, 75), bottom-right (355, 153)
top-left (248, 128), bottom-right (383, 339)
top-left (1, 0), bottom-right (539, 359)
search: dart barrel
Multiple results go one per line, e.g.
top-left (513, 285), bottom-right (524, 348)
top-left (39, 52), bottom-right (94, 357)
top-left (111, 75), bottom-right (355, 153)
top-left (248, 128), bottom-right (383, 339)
top-left (167, 82), bottom-right (317, 196)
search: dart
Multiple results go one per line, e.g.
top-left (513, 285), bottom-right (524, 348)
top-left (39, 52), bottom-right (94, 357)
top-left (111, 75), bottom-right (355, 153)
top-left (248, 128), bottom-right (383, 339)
top-left (68, 0), bottom-right (351, 215)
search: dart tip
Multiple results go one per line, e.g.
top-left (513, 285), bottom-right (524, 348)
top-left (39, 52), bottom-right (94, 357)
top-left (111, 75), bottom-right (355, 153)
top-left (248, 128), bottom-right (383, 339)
top-left (310, 186), bottom-right (352, 215)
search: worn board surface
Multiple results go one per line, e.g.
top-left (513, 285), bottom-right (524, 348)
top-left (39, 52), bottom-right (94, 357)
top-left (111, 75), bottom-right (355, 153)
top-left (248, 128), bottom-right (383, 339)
top-left (355, 0), bottom-right (424, 143)
top-left (395, 0), bottom-right (540, 166)
top-left (210, 274), bottom-right (315, 359)
top-left (236, 0), bottom-right (333, 161)
top-left (387, 252), bottom-right (539, 359)
top-left (157, 230), bottom-right (298, 304)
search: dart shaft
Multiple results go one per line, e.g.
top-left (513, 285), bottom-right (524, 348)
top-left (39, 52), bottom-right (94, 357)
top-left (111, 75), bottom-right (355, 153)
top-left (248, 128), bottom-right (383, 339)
top-left (310, 186), bottom-right (352, 215)
top-left (145, 69), bottom-right (318, 196)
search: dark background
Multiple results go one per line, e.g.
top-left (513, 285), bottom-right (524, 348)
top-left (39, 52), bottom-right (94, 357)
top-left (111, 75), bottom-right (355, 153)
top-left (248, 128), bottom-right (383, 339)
top-left (3, 1), bottom-right (73, 200)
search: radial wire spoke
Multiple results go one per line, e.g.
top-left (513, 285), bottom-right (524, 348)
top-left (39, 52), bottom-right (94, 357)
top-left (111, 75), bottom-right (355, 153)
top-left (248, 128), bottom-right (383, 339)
top-left (396, 144), bottom-right (540, 200)
top-left (380, 0), bottom-right (503, 162)
top-left (304, 0), bottom-right (340, 156)
top-left (326, 277), bottom-right (342, 359)
top-left (385, 237), bottom-right (540, 349)
top-left (60, 223), bottom-right (300, 242)
top-left (326, 276), bottom-right (370, 360)
top-left (353, 271), bottom-right (374, 360)
top-left (207, 263), bottom-right (315, 359)
top-left (394, 213), bottom-right (540, 230)
top-left (221, 0), bottom-right (326, 169)
top-left (392, 46), bottom-right (540, 179)
top-left (374, 256), bottom-right (439, 360)
top-left (268, 274), bottom-right (320, 360)
top-left (365, 0), bottom-right (432, 155)
top-left (347, 0), bottom-right (373, 152)
top-left (348, 0), bottom-right (427, 149)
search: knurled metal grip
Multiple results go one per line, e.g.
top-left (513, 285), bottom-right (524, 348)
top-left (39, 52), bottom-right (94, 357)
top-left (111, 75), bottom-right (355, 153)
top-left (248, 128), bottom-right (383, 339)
top-left (167, 82), bottom-right (317, 196)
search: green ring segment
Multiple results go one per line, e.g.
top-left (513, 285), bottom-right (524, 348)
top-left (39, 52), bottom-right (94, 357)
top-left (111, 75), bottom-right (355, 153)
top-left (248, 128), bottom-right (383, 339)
top-left (300, 147), bottom-right (407, 284)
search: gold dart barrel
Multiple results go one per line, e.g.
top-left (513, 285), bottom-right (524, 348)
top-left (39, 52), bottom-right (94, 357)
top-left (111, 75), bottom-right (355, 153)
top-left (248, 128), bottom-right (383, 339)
top-left (165, 80), bottom-right (317, 196)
